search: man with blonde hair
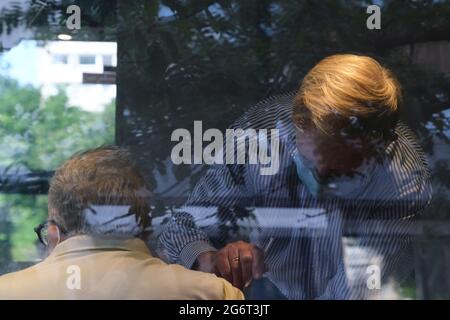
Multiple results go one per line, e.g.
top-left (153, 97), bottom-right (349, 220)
top-left (159, 54), bottom-right (432, 299)
top-left (0, 146), bottom-right (243, 300)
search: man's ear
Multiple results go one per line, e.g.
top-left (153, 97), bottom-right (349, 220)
top-left (47, 224), bottom-right (61, 254)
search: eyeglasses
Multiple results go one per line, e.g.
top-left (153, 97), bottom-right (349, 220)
top-left (34, 220), bottom-right (66, 246)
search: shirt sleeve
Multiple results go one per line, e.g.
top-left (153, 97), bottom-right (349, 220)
top-left (157, 162), bottom-right (248, 268)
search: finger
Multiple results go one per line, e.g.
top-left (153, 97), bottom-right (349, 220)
top-left (216, 249), bottom-right (232, 283)
top-left (239, 246), bottom-right (253, 287)
top-left (251, 246), bottom-right (265, 278)
top-left (228, 245), bottom-right (243, 288)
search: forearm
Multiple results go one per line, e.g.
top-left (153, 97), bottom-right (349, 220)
top-left (181, 240), bottom-right (217, 269)
top-left (157, 211), bottom-right (216, 266)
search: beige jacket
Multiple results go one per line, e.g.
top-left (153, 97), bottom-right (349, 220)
top-left (0, 235), bottom-right (244, 300)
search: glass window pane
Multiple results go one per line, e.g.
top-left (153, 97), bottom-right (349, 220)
top-left (79, 55), bottom-right (96, 65)
top-left (0, 0), bottom-right (448, 301)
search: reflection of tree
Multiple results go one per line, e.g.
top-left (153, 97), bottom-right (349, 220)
top-left (0, 0), bottom-right (117, 45)
top-left (214, 206), bottom-right (256, 246)
top-left (1, 0), bottom-right (449, 255)
top-left (1, 0), bottom-right (448, 232)
top-left (1, 0), bottom-right (449, 191)
top-left (0, 76), bottom-right (114, 171)
top-left (0, 75), bottom-right (114, 266)
top-left (114, 1), bottom-right (450, 215)
top-left (0, 194), bottom-right (47, 264)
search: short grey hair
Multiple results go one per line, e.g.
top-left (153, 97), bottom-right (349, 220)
top-left (48, 146), bottom-right (151, 236)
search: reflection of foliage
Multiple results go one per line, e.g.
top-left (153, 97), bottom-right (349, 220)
top-left (112, 0), bottom-right (450, 193)
top-left (0, 75), bottom-right (114, 265)
top-left (0, 76), bottom-right (114, 170)
top-left (0, 0), bottom-right (118, 46)
top-left (0, 1), bottom-right (449, 269)
top-left (215, 206), bottom-right (256, 245)
top-left (397, 272), bottom-right (416, 300)
top-left (432, 160), bottom-right (450, 189)
top-left (112, 2), bottom-right (450, 300)
top-left (1, 0), bottom-right (449, 192)
top-left (0, 194), bottom-right (47, 262)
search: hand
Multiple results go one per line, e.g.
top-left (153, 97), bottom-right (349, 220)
top-left (215, 241), bottom-right (266, 289)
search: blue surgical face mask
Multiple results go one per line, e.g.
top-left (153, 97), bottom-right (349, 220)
top-left (292, 152), bottom-right (366, 199)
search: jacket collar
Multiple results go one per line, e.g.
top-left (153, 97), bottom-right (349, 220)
top-left (48, 234), bottom-right (151, 259)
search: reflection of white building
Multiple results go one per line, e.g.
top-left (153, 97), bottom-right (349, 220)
top-left (37, 41), bottom-right (117, 112)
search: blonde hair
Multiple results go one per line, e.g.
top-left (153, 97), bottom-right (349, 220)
top-left (294, 54), bottom-right (401, 135)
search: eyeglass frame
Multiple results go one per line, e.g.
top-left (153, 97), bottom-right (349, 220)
top-left (34, 220), bottom-right (66, 246)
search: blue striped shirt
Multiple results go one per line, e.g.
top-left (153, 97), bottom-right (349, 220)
top-left (158, 92), bottom-right (432, 299)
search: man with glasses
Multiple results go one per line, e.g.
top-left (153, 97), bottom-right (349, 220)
top-left (0, 146), bottom-right (243, 300)
top-left (159, 54), bottom-right (432, 299)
